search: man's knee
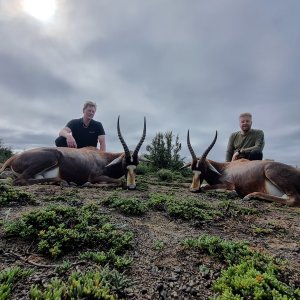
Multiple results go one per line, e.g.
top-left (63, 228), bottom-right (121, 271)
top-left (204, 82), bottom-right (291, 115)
top-left (55, 136), bottom-right (67, 147)
top-left (249, 150), bottom-right (263, 161)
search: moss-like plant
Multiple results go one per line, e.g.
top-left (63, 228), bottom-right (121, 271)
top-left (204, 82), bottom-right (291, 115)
top-left (183, 234), bottom-right (300, 299)
top-left (44, 191), bottom-right (83, 206)
top-left (0, 267), bottom-right (33, 300)
top-left (29, 269), bottom-right (120, 300)
top-left (0, 183), bottom-right (35, 205)
top-left (80, 249), bottom-right (133, 270)
top-left (102, 194), bottom-right (147, 216)
top-left (148, 192), bottom-right (174, 210)
top-left (149, 193), bottom-right (222, 222)
top-left (217, 200), bottom-right (258, 216)
top-left (152, 240), bottom-right (165, 251)
top-left (183, 234), bottom-right (253, 265)
top-left (212, 260), bottom-right (300, 300)
top-left (4, 204), bottom-right (133, 258)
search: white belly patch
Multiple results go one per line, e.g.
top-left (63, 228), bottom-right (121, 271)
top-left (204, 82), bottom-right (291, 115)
top-left (265, 180), bottom-right (288, 199)
top-left (34, 167), bottom-right (59, 179)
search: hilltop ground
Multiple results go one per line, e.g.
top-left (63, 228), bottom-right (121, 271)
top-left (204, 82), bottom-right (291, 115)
top-left (0, 173), bottom-right (299, 299)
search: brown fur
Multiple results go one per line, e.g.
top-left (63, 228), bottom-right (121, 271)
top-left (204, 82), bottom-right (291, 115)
top-left (0, 147), bottom-right (127, 186)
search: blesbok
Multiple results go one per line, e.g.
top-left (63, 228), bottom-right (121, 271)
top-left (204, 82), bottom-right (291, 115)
top-left (184, 130), bottom-right (300, 207)
top-left (0, 116), bottom-right (147, 189)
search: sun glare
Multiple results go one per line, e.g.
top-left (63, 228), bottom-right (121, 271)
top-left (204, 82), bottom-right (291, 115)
top-left (22, 0), bottom-right (57, 22)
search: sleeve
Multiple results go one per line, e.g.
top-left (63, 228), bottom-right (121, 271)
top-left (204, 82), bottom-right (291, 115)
top-left (96, 122), bottom-right (105, 136)
top-left (241, 130), bottom-right (265, 155)
top-left (65, 119), bottom-right (76, 131)
top-left (225, 133), bottom-right (236, 162)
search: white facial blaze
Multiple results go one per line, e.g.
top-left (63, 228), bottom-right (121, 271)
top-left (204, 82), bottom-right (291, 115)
top-left (190, 170), bottom-right (201, 191)
top-left (127, 165), bottom-right (136, 187)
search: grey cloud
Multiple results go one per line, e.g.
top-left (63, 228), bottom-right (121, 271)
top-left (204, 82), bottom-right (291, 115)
top-left (0, 51), bottom-right (73, 98)
top-left (0, 1), bottom-right (299, 167)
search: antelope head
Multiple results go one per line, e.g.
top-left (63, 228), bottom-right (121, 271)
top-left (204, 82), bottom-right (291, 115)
top-left (117, 116), bottom-right (146, 190)
top-left (186, 130), bottom-right (219, 192)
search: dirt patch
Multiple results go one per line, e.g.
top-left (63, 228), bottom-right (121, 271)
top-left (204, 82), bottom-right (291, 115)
top-left (0, 178), bottom-right (299, 299)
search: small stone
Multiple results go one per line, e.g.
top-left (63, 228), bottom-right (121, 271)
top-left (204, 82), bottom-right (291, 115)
top-left (174, 267), bottom-right (182, 274)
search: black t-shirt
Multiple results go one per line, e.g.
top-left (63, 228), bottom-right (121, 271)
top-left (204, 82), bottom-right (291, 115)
top-left (66, 118), bottom-right (105, 148)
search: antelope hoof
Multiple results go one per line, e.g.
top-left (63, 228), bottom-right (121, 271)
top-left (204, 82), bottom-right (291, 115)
top-left (127, 185), bottom-right (137, 190)
top-left (189, 188), bottom-right (202, 193)
top-left (243, 195), bottom-right (251, 201)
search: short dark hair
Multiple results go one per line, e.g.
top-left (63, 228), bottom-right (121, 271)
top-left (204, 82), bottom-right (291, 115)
top-left (239, 112), bottom-right (252, 119)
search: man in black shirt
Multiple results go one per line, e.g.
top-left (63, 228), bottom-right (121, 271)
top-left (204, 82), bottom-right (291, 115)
top-left (55, 101), bottom-right (106, 151)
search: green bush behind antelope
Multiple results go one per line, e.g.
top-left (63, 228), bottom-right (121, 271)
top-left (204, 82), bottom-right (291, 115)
top-left (0, 140), bottom-right (13, 163)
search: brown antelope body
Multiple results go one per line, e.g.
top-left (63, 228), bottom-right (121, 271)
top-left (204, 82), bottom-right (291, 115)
top-left (185, 131), bottom-right (300, 207)
top-left (0, 117), bottom-right (147, 189)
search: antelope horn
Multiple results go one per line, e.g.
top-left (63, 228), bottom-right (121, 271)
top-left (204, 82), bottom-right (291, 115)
top-left (187, 130), bottom-right (197, 161)
top-left (133, 117), bottom-right (146, 158)
top-left (200, 131), bottom-right (218, 163)
top-left (117, 116), bottom-right (131, 158)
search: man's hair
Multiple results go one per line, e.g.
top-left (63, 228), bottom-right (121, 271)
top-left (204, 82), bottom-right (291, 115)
top-left (83, 100), bottom-right (97, 111)
top-left (239, 112), bottom-right (252, 119)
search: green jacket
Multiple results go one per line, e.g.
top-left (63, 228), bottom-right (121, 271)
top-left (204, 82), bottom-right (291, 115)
top-left (225, 129), bottom-right (265, 162)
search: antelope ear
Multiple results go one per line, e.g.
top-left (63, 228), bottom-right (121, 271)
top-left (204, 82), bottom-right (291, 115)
top-left (106, 155), bottom-right (123, 167)
top-left (180, 162), bottom-right (191, 170)
top-left (207, 162), bottom-right (222, 175)
top-left (138, 154), bottom-right (152, 163)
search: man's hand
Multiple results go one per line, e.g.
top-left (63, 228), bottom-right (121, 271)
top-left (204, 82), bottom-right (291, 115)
top-left (231, 151), bottom-right (240, 161)
top-left (66, 135), bottom-right (77, 148)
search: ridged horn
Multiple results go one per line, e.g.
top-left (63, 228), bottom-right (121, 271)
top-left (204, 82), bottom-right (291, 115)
top-left (133, 117), bottom-right (146, 158)
top-left (187, 130), bottom-right (197, 161)
top-left (117, 116), bottom-right (131, 158)
top-left (200, 131), bottom-right (218, 163)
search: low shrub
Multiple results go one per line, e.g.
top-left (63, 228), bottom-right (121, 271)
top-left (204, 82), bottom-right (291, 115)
top-left (157, 169), bottom-right (173, 182)
top-left (102, 194), bottom-right (147, 216)
top-left (0, 183), bottom-right (35, 206)
top-left (29, 268), bottom-right (128, 299)
top-left (4, 204), bottom-right (133, 258)
top-left (0, 267), bottom-right (33, 300)
top-left (183, 234), bottom-right (300, 299)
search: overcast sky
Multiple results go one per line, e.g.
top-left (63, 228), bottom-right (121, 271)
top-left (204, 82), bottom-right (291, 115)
top-left (0, 0), bottom-right (299, 166)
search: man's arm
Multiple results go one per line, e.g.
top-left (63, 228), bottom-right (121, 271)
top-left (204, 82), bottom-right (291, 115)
top-left (240, 130), bottom-right (264, 156)
top-left (225, 133), bottom-right (235, 162)
top-left (98, 135), bottom-right (106, 151)
top-left (59, 127), bottom-right (77, 148)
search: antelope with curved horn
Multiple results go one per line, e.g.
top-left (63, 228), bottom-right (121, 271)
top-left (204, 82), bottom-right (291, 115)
top-left (184, 130), bottom-right (300, 207)
top-left (0, 116), bottom-right (147, 189)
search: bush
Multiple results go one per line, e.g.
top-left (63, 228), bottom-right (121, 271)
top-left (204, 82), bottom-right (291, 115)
top-left (0, 140), bottom-right (13, 163)
top-left (136, 163), bottom-right (151, 175)
top-left (183, 235), bottom-right (300, 299)
top-left (157, 169), bottom-right (173, 182)
top-left (0, 183), bottom-right (35, 206)
top-left (4, 204), bottom-right (133, 258)
top-left (102, 194), bottom-right (147, 216)
top-left (145, 131), bottom-right (184, 170)
top-left (0, 267), bottom-right (33, 300)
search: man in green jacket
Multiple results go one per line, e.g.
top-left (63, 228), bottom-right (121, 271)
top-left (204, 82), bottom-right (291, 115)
top-left (226, 112), bottom-right (264, 162)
